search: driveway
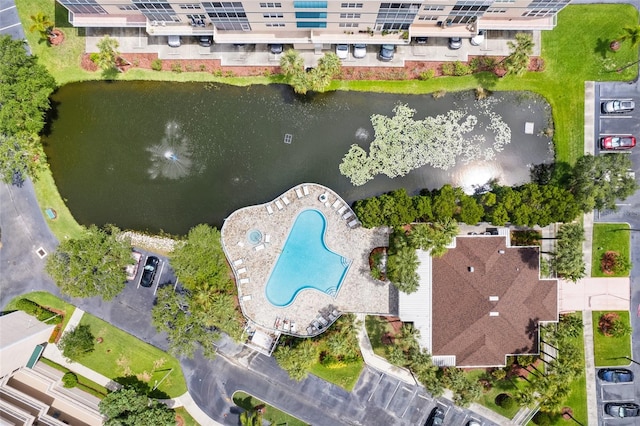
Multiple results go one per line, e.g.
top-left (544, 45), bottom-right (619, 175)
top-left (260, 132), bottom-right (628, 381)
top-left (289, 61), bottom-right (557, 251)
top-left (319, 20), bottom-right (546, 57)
top-left (558, 277), bottom-right (630, 312)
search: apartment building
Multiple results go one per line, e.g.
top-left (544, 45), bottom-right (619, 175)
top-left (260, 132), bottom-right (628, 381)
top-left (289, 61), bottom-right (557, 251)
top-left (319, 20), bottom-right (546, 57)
top-left (58, 0), bottom-right (570, 44)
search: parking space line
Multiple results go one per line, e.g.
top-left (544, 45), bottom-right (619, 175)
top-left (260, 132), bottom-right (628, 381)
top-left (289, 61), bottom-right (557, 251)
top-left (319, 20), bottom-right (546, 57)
top-left (0, 5), bottom-right (17, 12)
top-left (599, 133), bottom-right (633, 136)
top-left (367, 373), bottom-right (384, 402)
top-left (400, 388), bottom-right (418, 418)
top-left (384, 381), bottom-right (401, 409)
top-left (137, 255), bottom-right (147, 289)
top-left (0, 23), bottom-right (21, 31)
top-left (153, 261), bottom-right (165, 295)
top-left (600, 115), bottom-right (634, 119)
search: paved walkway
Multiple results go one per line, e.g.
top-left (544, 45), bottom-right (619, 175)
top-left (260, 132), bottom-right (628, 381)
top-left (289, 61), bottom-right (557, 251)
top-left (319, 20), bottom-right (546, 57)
top-left (582, 310), bottom-right (598, 426)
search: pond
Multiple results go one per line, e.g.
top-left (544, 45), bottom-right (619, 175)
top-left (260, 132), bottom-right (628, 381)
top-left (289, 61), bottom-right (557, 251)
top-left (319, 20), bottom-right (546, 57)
top-left (44, 82), bottom-right (553, 235)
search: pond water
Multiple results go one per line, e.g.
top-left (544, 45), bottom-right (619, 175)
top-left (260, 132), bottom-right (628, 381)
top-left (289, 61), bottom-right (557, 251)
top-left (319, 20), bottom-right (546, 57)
top-left (44, 82), bottom-right (553, 235)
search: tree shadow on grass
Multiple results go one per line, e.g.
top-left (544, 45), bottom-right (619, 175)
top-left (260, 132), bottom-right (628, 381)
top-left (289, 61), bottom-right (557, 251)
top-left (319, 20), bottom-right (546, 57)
top-left (594, 38), bottom-right (612, 59)
top-left (472, 71), bottom-right (499, 90)
top-left (112, 375), bottom-right (170, 399)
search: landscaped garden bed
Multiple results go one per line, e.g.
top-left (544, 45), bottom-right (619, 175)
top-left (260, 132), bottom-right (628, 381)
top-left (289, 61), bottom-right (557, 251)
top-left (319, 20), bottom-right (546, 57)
top-left (593, 311), bottom-right (632, 366)
top-left (233, 391), bottom-right (309, 426)
top-left (591, 223), bottom-right (631, 277)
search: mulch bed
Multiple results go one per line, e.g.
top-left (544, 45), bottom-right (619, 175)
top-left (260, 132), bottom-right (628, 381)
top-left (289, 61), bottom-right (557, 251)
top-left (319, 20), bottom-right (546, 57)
top-left (380, 316), bottom-right (403, 345)
top-left (598, 312), bottom-right (620, 336)
top-left (49, 29), bottom-right (65, 46)
top-left (81, 51), bottom-right (544, 80)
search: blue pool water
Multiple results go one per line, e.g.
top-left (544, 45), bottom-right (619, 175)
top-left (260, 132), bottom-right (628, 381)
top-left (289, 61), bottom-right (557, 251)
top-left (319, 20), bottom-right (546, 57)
top-left (265, 209), bottom-right (351, 307)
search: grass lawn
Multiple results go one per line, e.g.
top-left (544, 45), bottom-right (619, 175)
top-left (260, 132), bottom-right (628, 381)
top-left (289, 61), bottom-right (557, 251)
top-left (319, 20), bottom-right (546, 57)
top-left (39, 357), bottom-right (109, 398)
top-left (233, 391), bottom-right (309, 426)
top-left (591, 223), bottom-right (631, 277)
top-left (308, 357), bottom-right (364, 392)
top-left (75, 314), bottom-right (187, 398)
top-left (592, 311), bottom-right (632, 366)
top-left (365, 315), bottom-right (393, 358)
top-left (4, 291), bottom-right (76, 332)
top-left (174, 407), bottom-right (199, 426)
top-left (466, 370), bottom-right (523, 419)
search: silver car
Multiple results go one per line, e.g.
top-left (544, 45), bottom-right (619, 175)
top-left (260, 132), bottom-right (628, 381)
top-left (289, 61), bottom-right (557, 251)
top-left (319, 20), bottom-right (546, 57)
top-left (353, 44), bottom-right (367, 58)
top-left (602, 100), bottom-right (635, 113)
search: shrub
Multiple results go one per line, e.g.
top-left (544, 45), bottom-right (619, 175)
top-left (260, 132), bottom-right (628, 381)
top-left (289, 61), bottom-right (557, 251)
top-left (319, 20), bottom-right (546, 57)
top-left (15, 299), bottom-right (62, 324)
top-left (441, 62), bottom-right (454, 76)
top-left (150, 59), bottom-right (162, 71)
top-left (89, 53), bottom-right (99, 64)
top-left (199, 64), bottom-right (207, 72)
top-left (171, 62), bottom-right (183, 73)
top-left (496, 393), bottom-right (515, 409)
top-left (453, 61), bottom-right (471, 76)
top-left (432, 90), bottom-right (446, 99)
top-left (532, 411), bottom-right (552, 426)
top-left (418, 69), bottom-right (435, 80)
top-left (62, 372), bottom-right (78, 388)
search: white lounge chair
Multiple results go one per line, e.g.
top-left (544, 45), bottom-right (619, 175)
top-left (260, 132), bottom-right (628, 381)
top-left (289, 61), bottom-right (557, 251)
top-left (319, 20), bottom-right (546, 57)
top-left (254, 244), bottom-right (265, 251)
top-left (242, 295), bottom-right (252, 301)
top-left (318, 316), bottom-right (328, 326)
top-left (343, 212), bottom-right (353, 220)
top-left (332, 200), bottom-right (341, 209)
top-left (337, 206), bottom-right (347, 215)
top-left (265, 234), bottom-right (271, 243)
top-left (282, 196), bottom-right (290, 206)
top-left (295, 188), bottom-right (303, 198)
top-left (283, 320), bottom-right (291, 332)
top-left (240, 278), bottom-right (250, 284)
top-left (237, 267), bottom-right (247, 274)
top-left (348, 219), bottom-right (360, 228)
top-left (303, 186), bottom-right (309, 196)
top-left (275, 200), bottom-right (283, 210)
top-left (233, 259), bottom-right (243, 266)
top-left (290, 321), bottom-right (296, 333)
top-left (266, 204), bottom-right (273, 215)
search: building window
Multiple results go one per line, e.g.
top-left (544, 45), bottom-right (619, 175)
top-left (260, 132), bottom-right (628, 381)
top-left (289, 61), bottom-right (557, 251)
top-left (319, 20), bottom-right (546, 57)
top-left (339, 22), bottom-right (359, 27)
top-left (266, 22), bottom-right (285, 26)
top-left (522, 9), bottom-right (554, 17)
top-left (259, 2), bottom-right (282, 7)
top-left (118, 5), bottom-right (139, 11)
top-left (418, 15), bottom-right (438, 20)
top-left (494, 0), bottom-right (515, 2)
top-left (187, 14), bottom-right (207, 20)
top-left (296, 21), bottom-right (327, 27)
top-left (263, 12), bottom-right (284, 18)
top-left (179, 3), bottom-right (201, 9)
top-left (423, 5), bottom-right (444, 11)
top-left (293, 1), bottom-right (328, 8)
top-left (58, 0), bottom-right (107, 14)
top-left (376, 3), bottom-right (421, 29)
top-left (203, 2), bottom-right (250, 31)
top-left (486, 8), bottom-right (507, 13)
top-left (340, 13), bottom-right (361, 18)
top-left (341, 2), bottom-right (363, 7)
top-left (295, 11), bottom-right (327, 18)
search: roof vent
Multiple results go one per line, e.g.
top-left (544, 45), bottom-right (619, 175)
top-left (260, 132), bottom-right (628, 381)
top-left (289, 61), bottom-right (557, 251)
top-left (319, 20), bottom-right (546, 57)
top-left (489, 311), bottom-right (499, 317)
top-left (468, 266), bottom-right (474, 272)
top-left (489, 296), bottom-right (499, 301)
top-left (498, 250), bottom-right (505, 254)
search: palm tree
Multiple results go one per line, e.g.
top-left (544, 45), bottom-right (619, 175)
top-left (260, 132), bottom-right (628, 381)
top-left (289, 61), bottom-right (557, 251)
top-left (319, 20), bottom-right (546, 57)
top-left (503, 33), bottom-right (534, 76)
top-left (96, 35), bottom-right (120, 71)
top-left (279, 49), bottom-right (304, 77)
top-left (29, 12), bottom-right (54, 42)
top-left (618, 24), bottom-right (640, 48)
top-left (387, 246), bottom-right (420, 293)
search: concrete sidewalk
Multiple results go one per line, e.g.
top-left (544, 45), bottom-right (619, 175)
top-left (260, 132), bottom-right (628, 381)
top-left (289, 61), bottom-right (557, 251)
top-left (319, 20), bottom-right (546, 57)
top-left (582, 310), bottom-right (598, 426)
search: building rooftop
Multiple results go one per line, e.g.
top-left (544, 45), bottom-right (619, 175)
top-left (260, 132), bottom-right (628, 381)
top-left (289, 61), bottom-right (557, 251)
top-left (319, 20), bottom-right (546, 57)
top-left (431, 236), bottom-right (558, 367)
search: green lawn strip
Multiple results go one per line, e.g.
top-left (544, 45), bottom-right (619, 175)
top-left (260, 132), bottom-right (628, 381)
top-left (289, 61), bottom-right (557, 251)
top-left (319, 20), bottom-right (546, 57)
top-left (174, 407), bottom-right (199, 426)
top-left (466, 370), bottom-right (523, 419)
top-left (592, 311), bottom-right (632, 366)
top-left (4, 291), bottom-right (76, 332)
top-left (365, 315), bottom-right (393, 358)
top-left (39, 357), bottom-right (109, 398)
top-left (308, 357), bottom-right (364, 392)
top-left (74, 314), bottom-right (187, 397)
top-left (591, 223), bottom-right (631, 277)
top-left (33, 167), bottom-right (84, 241)
top-left (232, 391), bottom-right (309, 426)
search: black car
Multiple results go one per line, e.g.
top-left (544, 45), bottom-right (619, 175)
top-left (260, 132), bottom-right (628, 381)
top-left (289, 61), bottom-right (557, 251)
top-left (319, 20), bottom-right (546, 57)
top-left (425, 406), bottom-right (445, 426)
top-left (598, 368), bottom-right (634, 383)
top-left (198, 36), bottom-right (213, 47)
top-left (605, 402), bottom-right (640, 418)
top-left (269, 44), bottom-right (283, 54)
top-left (448, 37), bottom-right (462, 50)
top-left (140, 256), bottom-right (160, 287)
top-left (415, 37), bottom-right (428, 44)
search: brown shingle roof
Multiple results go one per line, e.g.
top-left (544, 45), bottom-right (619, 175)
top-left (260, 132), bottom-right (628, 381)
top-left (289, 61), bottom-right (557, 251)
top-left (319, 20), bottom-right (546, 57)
top-left (431, 236), bottom-right (557, 367)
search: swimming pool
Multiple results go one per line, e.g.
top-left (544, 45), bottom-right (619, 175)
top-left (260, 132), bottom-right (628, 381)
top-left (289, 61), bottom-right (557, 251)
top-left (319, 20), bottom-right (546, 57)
top-left (265, 209), bottom-right (351, 307)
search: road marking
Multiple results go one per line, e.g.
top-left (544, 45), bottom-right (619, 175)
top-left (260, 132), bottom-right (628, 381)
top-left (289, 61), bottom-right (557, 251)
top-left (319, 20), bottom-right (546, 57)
top-left (137, 256), bottom-right (147, 289)
top-left (599, 133), bottom-right (633, 136)
top-left (153, 261), bottom-right (165, 295)
top-left (385, 381), bottom-right (401, 409)
top-left (400, 388), bottom-right (418, 418)
top-left (0, 23), bottom-right (21, 31)
top-left (367, 373), bottom-right (384, 402)
top-left (600, 115), bottom-right (634, 119)
top-left (600, 98), bottom-right (633, 101)
top-left (0, 5), bottom-right (17, 13)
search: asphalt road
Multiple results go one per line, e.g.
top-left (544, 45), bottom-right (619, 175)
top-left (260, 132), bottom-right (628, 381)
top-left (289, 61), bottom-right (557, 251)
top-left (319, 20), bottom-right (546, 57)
top-left (593, 76), bottom-right (640, 425)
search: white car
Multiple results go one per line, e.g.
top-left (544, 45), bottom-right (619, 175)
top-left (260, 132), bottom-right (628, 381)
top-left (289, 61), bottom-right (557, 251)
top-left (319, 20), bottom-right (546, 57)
top-left (336, 44), bottom-right (349, 60)
top-left (168, 35), bottom-right (181, 48)
top-left (470, 30), bottom-right (485, 46)
top-left (353, 44), bottom-right (366, 58)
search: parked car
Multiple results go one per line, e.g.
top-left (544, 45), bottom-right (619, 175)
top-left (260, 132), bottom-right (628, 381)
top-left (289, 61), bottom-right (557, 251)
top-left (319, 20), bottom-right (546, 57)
top-left (167, 35), bottom-right (181, 48)
top-left (125, 250), bottom-right (142, 281)
top-left (140, 256), bottom-right (160, 287)
top-left (602, 100), bottom-right (635, 113)
top-left (470, 30), bottom-right (485, 46)
top-left (197, 36), bottom-right (213, 47)
top-left (598, 368), bottom-right (634, 383)
top-left (425, 407), bottom-right (445, 426)
top-left (353, 44), bottom-right (367, 58)
top-left (415, 37), bottom-right (428, 44)
top-left (467, 422), bottom-right (481, 426)
top-left (448, 37), bottom-right (462, 50)
top-left (604, 402), bottom-right (640, 418)
top-left (378, 44), bottom-right (395, 61)
top-left (600, 135), bottom-right (636, 150)
top-left (269, 44), bottom-right (283, 54)
top-left (336, 44), bottom-right (349, 59)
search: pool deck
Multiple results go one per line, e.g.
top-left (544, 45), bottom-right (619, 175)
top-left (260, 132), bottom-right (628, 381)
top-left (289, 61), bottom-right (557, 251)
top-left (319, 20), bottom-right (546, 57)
top-left (221, 183), bottom-right (394, 337)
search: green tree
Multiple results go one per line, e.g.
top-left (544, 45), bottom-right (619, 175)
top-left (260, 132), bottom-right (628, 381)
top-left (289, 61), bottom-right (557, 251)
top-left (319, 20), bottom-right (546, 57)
top-left (618, 24), bottom-right (640, 48)
top-left (312, 52), bottom-right (342, 91)
top-left (553, 223), bottom-right (586, 283)
top-left (274, 338), bottom-right (318, 381)
top-left (387, 246), bottom-right (420, 294)
top-left (28, 12), bottom-right (54, 42)
top-left (568, 154), bottom-right (638, 212)
top-left (457, 194), bottom-right (483, 225)
top-left (46, 225), bottom-right (131, 300)
top-left (96, 35), bottom-right (120, 71)
top-left (503, 33), bottom-right (534, 76)
top-left (0, 133), bottom-right (48, 184)
top-left (279, 49), bottom-right (304, 76)
top-left (0, 36), bottom-right (56, 135)
top-left (151, 286), bottom-right (219, 359)
top-left (58, 324), bottom-right (95, 360)
top-left (431, 185), bottom-right (458, 220)
top-left (240, 409), bottom-right (263, 426)
top-left (99, 386), bottom-right (175, 426)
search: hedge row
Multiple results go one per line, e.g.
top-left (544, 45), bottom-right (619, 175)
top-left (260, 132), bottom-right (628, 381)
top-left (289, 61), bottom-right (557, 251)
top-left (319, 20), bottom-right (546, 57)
top-left (15, 298), bottom-right (63, 324)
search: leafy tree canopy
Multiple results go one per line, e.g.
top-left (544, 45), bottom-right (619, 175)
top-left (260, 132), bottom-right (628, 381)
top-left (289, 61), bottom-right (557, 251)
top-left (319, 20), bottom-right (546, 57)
top-left (58, 324), bottom-right (95, 360)
top-left (279, 50), bottom-right (341, 94)
top-left (99, 386), bottom-right (175, 426)
top-left (46, 225), bottom-right (131, 300)
top-left (273, 338), bottom-right (318, 381)
top-left (0, 133), bottom-right (48, 184)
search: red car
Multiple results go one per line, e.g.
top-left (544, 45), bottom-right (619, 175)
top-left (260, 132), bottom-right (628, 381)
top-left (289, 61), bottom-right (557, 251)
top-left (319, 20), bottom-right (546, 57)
top-left (601, 135), bottom-right (636, 150)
